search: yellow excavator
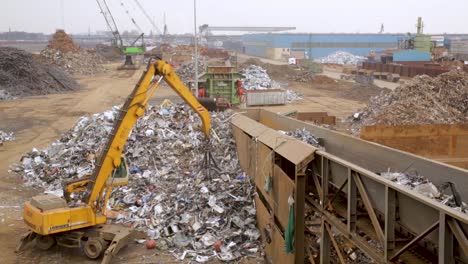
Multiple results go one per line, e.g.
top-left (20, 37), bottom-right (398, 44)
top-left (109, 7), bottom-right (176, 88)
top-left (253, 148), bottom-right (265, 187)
top-left (16, 59), bottom-right (215, 263)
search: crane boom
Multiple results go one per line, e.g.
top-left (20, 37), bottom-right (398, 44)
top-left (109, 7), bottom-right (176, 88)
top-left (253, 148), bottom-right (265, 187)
top-left (95, 0), bottom-right (123, 47)
top-left (133, 0), bottom-right (162, 35)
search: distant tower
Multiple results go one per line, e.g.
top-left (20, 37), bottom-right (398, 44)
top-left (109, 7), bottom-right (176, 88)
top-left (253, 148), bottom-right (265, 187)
top-left (416, 17), bottom-right (423, 34)
top-left (163, 12), bottom-right (168, 36)
top-left (379, 23), bottom-right (384, 34)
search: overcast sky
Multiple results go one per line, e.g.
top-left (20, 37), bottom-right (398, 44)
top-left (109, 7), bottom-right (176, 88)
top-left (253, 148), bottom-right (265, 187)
top-left (1, 0), bottom-right (467, 34)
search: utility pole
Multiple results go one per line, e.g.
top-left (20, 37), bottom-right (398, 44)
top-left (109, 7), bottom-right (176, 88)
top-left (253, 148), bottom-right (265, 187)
top-left (193, 0), bottom-right (199, 97)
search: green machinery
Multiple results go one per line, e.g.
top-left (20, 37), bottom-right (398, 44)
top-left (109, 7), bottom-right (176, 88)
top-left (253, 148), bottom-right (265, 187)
top-left (199, 66), bottom-right (243, 104)
top-left (96, 0), bottom-right (145, 69)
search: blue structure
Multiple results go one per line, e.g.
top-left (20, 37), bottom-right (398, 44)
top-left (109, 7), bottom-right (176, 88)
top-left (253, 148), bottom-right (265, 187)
top-left (392, 50), bottom-right (431, 62)
top-left (242, 33), bottom-right (405, 59)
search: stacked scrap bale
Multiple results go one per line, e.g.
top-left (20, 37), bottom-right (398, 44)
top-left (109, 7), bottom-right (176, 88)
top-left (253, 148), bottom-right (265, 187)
top-left (0, 47), bottom-right (79, 100)
top-left (351, 70), bottom-right (468, 132)
top-left (40, 30), bottom-right (107, 76)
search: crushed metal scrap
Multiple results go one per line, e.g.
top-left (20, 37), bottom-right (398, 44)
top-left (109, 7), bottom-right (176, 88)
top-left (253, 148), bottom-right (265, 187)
top-left (315, 51), bottom-right (366, 65)
top-left (0, 47), bottom-right (80, 100)
top-left (241, 65), bottom-right (303, 102)
top-left (351, 70), bottom-right (468, 133)
top-left (12, 103), bottom-right (260, 262)
top-left (0, 130), bottom-right (15, 145)
top-left (39, 29), bottom-right (107, 76)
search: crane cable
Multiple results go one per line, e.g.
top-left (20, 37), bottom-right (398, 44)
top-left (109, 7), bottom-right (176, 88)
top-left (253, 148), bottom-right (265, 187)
top-left (120, 0), bottom-right (144, 34)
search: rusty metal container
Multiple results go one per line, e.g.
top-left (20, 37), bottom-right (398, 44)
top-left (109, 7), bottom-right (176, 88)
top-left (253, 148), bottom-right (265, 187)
top-left (245, 89), bottom-right (286, 106)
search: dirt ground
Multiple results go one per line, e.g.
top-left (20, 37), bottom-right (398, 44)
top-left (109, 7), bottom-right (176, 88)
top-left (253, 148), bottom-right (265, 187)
top-left (0, 61), bottom-right (370, 263)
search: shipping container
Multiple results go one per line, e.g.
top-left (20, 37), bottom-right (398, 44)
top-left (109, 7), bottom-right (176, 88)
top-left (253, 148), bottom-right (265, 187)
top-left (246, 89), bottom-right (286, 106)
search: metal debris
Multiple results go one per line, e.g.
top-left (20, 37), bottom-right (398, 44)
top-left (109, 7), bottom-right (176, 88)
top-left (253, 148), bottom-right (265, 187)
top-left (12, 103), bottom-right (260, 261)
top-left (0, 130), bottom-right (15, 145)
top-left (0, 47), bottom-right (80, 100)
top-left (39, 30), bottom-right (107, 76)
top-left (315, 51), bottom-right (366, 65)
top-left (351, 70), bottom-right (468, 133)
top-left (40, 48), bottom-right (107, 76)
top-left (283, 128), bottom-right (324, 150)
top-left (241, 65), bottom-right (302, 102)
top-left (381, 170), bottom-right (467, 213)
top-left (175, 61), bottom-right (206, 83)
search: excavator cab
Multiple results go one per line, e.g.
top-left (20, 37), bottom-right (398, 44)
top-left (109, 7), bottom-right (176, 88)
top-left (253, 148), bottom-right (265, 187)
top-left (106, 156), bottom-right (129, 186)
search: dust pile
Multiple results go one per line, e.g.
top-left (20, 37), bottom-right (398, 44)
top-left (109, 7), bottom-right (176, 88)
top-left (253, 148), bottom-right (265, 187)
top-left (351, 70), bottom-right (468, 132)
top-left (13, 103), bottom-right (260, 262)
top-left (39, 30), bottom-right (107, 76)
top-left (0, 47), bottom-right (79, 100)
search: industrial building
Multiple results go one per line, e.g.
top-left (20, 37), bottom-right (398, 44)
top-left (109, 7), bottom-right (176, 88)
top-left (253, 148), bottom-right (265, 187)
top-left (242, 33), bottom-right (405, 60)
top-left (242, 33), bottom-right (468, 62)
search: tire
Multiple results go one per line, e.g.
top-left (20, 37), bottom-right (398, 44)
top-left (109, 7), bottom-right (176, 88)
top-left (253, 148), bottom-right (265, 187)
top-left (35, 235), bottom-right (55, 250)
top-left (84, 237), bottom-right (106, 259)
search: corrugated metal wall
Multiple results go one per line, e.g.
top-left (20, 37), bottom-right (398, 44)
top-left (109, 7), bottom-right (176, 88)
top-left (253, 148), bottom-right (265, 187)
top-left (242, 33), bottom-right (405, 59)
top-left (393, 50), bottom-right (431, 62)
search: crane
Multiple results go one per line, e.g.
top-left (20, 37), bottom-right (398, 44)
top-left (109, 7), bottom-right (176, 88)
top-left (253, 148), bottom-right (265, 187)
top-left (16, 59), bottom-right (213, 264)
top-left (133, 0), bottom-right (162, 36)
top-left (95, 0), bottom-right (145, 69)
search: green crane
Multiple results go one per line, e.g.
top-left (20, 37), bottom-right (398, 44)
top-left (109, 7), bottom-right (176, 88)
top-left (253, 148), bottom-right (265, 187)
top-left (95, 0), bottom-right (145, 69)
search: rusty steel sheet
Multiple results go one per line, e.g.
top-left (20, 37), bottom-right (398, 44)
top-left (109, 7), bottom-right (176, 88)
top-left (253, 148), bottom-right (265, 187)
top-left (293, 112), bottom-right (337, 125)
top-left (231, 114), bottom-right (316, 264)
top-left (360, 123), bottom-right (468, 169)
top-left (232, 109), bottom-right (468, 264)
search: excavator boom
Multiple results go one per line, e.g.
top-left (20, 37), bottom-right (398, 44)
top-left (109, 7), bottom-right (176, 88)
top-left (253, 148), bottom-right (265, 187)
top-left (18, 59), bottom-right (211, 264)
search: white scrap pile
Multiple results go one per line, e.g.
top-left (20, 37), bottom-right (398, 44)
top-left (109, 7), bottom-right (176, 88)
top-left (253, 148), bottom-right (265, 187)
top-left (0, 130), bottom-right (14, 145)
top-left (13, 103), bottom-right (260, 262)
top-left (381, 170), bottom-right (466, 213)
top-left (315, 51), bottom-right (366, 65)
top-left (351, 70), bottom-right (468, 133)
top-left (241, 65), bottom-right (303, 102)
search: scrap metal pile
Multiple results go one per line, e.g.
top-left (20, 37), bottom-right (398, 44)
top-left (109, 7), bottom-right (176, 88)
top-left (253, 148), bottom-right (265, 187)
top-left (315, 51), bottom-right (366, 65)
top-left (0, 47), bottom-right (79, 100)
top-left (175, 61), bottom-right (206, 83)
top-left (241, 65), bottom-right (303, 102)
top-left (39, 30), bottom-right (107, 76)
top-left (351, 70), bottom-right (468, 133)
top-left (0, 130), bottom-right (14, 145)
top-left (13, 103), bottom-right (260, 262)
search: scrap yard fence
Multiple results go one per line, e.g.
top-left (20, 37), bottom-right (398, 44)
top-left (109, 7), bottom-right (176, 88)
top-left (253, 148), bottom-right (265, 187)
top-left (231, 109), bottom-right (468, 264)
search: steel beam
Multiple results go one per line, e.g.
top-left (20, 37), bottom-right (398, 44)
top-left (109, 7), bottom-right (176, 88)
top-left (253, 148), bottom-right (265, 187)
top-left (447, 218), bottom-right (468, 257)
top-left (295, 173), bottom-right (306, 264)
top-left (354, 173), bottom-right (385, 244)
top-left (319, 219), bottom-right (331, 264)
top-left (325, 222), bottom-right (346, 264)
top-left (389, 221), bottom-right (439, 261)
top-left (347, 168), bottom-right (357, 234)
top-left (384, 186), bottom-right (396, 260)
top-left (439, 213), bottom-right (454, 264)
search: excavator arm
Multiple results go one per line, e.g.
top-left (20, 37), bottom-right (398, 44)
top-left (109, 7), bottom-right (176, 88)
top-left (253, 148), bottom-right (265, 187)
top-left (83, 59), bottom-right (210, 208)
